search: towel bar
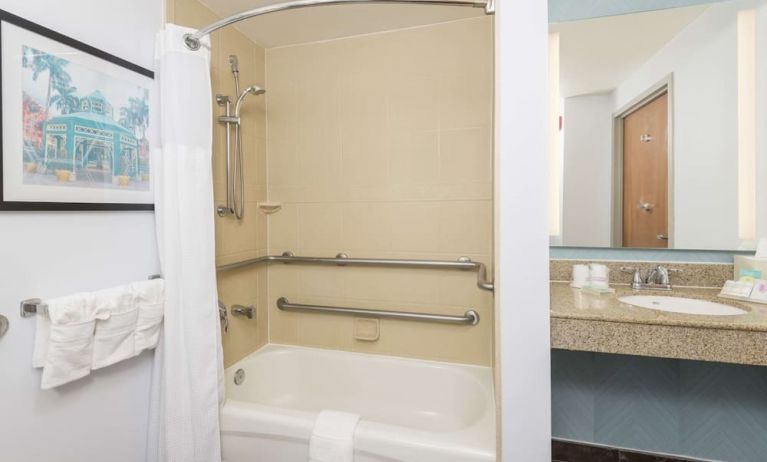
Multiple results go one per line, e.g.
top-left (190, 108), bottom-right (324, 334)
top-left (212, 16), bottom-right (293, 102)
top-left (19, 274), bottom-right (163, 318)
top-left (276, 297), bottom-right (479, 325)
top-left (20, 298), bottom-right (46, 318)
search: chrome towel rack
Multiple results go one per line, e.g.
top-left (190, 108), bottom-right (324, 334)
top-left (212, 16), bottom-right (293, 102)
top-left (20, 298), bottom-right (46, 317)
top-left (217, 252), bottom-right (494, 292)
top-left (277, 297), bottom-right (479, 326)
top-left (19, 274), bottom-right (163, 318)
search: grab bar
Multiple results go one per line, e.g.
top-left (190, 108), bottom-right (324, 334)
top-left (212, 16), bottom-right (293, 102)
top-left (276, 297), bottom-right (479, 325)
top-left (218, 252), bottom-right (494, 292)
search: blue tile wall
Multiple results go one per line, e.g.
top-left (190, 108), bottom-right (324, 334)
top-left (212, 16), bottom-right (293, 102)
top-left (552, 350), bottom-right (767, 461)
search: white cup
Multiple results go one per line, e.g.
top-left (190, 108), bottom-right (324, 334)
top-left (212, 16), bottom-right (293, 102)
top-left (589, 264), bottom-right (610, 289)
top-left (571, 264), bottom-right (590, 288)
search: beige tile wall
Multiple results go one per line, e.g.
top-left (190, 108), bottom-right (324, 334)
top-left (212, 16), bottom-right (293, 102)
top-left (266, 17), bottom-right (495, 365)
top-left (168, 0), bottom-right (268, 367)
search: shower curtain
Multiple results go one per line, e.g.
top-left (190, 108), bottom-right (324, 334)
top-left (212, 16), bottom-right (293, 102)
top-left (147, 24), bottom-right (224, 462)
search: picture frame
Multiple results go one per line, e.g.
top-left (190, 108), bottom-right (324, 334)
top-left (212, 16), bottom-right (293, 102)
top-left (0, 9), bottom-right (154, 211)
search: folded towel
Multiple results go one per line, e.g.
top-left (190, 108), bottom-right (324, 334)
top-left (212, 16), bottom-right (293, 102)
top-left (132, 279), bottom-right (165, 354)
top-left (91, 284), bottom-right (138, 369)
top-left (309, 410), bottom-right (360, 462)
top-left (31, 293), bottom-right (95, 389)
top-left (32, 312), bottom-right (50, 369)
top-left (92, 308), bottom-right (139, 370)
top-left (33, 280), bottom-right (165, 389)
top-left (33, 293), bottom-right (95, 369)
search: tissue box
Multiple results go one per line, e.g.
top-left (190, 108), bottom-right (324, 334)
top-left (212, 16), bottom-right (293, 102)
top-left (734, 255), bottom-right (767, 280)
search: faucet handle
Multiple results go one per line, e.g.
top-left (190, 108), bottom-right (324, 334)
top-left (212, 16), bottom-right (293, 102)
top-left (659, 266), bottom-right (682, 285)
top-left (620, 267), bottom-right (643, 286)
top-left (649, 266), bottom-right (682, 285)
top-left (218, 300), bottom-right (229, 332)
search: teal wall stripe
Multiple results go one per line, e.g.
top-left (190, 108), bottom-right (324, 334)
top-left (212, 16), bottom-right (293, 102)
top-left (550, 247), bottom-right (749, 263)
top-left (549, 0), bottom-right (728, 22)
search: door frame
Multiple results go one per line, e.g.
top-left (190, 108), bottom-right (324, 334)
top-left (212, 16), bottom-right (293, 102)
top-left (611, 74), bottom-right (675, 248)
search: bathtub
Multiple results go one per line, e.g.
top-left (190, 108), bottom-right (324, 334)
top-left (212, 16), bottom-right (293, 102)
top-left (221, 344), bottom-right (496, 462)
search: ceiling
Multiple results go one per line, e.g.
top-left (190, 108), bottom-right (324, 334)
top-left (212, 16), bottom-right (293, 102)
top-left (551, 4), bottom-right (709, 98)
top-left (198, 0), bottom-right (486, 48)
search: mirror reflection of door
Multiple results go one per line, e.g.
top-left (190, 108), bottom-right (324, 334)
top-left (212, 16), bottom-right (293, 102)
top-left (621, 92), bottom-right (669, 248)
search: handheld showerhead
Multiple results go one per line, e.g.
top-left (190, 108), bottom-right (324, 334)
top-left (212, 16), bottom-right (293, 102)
top-left (234, 85), bottom-right (266, 116)
top-left (245, 85), bottom-right (266, 96)
top-left (229, 55), bottom-right (239, 77)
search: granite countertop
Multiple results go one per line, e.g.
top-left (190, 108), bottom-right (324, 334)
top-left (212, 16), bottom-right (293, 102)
top-left (550, 282), bottom-right (767, 333)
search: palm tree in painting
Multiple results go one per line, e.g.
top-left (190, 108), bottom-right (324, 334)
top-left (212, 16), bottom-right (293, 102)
top-left (119, 103), bottom-right (137, 133)
top-left (23, 47), bottom-right (72, 120)
top-left (50, 85), bottom-right (80, 115)
top-left (120, 91), bottom-right (149, 140)
top-left (120, 90), bottom-right (151, 178)
top-left (134, 91), bottom-right (150, 140)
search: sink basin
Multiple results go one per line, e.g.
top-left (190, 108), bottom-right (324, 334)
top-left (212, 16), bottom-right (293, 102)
top-left (619, 295), bottom-right (747, 316)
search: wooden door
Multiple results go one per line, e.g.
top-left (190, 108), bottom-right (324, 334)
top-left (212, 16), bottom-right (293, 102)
top-left (622, 92), bottom-right (668, 248)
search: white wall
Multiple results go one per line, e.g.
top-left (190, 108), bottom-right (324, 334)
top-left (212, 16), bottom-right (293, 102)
top-left (562, 92), bottom-right (614, 247)
top-left (614, 0), bottom-right (761, 250)
top-left (495, 0), bottom-right (552, 460)
top-left (0, 1), bottom-right (162, 461)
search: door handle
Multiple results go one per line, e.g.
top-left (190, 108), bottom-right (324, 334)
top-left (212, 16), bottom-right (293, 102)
top-left (640, 134), bottom-right (654, 142)
top-left (657, 234), bottom-right (669, 241)
top-left (638, 201), bottom-right (655, 212)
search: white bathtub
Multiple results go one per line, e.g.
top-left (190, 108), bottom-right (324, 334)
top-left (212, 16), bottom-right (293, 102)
top-left (221, 344), bottom-right (496, 462)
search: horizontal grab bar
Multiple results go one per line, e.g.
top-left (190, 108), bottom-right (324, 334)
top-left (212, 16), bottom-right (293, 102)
top-left (276, 297), bottom-right (479, 325)
top-left (217, 252), bottom-right (494, 292)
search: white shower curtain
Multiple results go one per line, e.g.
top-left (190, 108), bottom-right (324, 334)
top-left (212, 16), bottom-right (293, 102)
top-left (147, 24), bottom-right (224, 462)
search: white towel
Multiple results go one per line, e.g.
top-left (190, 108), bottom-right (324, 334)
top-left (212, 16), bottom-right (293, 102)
top-left (92, 285), bottom-right (137, 369)
top-left (132, 279), bottom-right (165, 354)
top-left (32, 280), bottom-right (165, 389)
top-left (32, 293), bottom-right (101, 389)
top-left (33, 292), bottom-right (96, 367)
top-left (309, 411), bottom-right (361, 462)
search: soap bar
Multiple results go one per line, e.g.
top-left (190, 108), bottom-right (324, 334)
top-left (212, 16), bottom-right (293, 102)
top-left (719, 280), bottom-right (754, 299)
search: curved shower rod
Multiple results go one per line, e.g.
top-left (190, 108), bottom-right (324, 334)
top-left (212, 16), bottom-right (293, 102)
top-left (183, 0), bottom-right (495, 50)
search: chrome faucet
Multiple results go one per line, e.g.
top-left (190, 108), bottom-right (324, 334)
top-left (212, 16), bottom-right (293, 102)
top-left (218, 301), bottom-right (255, 333)
top-left (231, 304), bottom-right (255, 319)
top-left (620, 265), bottom-right (681, 291)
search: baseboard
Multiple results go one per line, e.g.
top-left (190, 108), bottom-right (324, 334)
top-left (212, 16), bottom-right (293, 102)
top-left (552, 438), bottom-right (716, 462)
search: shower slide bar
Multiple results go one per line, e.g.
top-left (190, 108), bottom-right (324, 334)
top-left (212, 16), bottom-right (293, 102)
top-left (217, 252), bottom-right (494, 292)
top-left (277, 297), bottom-right (479, 325)
top-left (183, 0), bottom-right (495, 50)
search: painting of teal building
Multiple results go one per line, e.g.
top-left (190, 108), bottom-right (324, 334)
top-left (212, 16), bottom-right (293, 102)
top-left (21, 44), bottom-right (150, 191)
top-left (41, 90), bottom-right (139, 184)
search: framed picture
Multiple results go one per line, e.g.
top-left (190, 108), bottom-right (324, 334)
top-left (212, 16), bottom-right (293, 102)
top-left (0, 9), bottom-right (154, 211)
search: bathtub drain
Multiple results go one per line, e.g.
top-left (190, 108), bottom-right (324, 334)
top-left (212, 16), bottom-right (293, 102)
top-left (234, 368), bottom-right (246, 386)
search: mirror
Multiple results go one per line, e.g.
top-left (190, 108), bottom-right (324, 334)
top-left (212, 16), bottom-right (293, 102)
top-left (549, 0), bottom-right (766, 251)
